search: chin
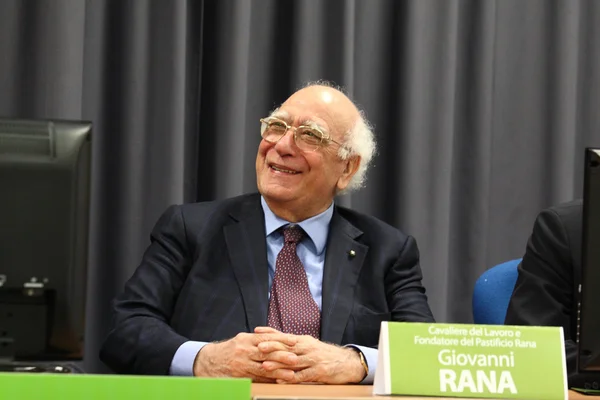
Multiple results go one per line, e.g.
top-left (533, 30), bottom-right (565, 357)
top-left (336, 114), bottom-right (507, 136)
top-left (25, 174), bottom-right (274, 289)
top-left (262, 189), bottom-right (297, 202)
top-left (259, 184), bottom-right (299, 203)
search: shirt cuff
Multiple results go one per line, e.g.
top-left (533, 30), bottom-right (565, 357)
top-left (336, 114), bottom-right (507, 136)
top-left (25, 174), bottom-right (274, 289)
top-left (345, 345), bottom-right (377, 384)
top-left (169, 341), bottom-right (208, 376)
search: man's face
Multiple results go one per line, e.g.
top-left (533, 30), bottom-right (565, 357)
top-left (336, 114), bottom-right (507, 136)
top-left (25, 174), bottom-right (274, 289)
top-left (255, 86), bottom-right (359, 220)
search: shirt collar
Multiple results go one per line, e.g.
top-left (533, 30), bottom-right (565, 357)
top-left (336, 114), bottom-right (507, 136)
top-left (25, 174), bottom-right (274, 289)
top-left (260, 196), bottom-right (333, 255)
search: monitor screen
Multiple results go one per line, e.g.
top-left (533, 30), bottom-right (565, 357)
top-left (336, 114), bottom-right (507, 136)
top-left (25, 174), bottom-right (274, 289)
top-left (0, 118), bottom-right (91, 361)
top-left (577, 147), bottom-right (600, 372)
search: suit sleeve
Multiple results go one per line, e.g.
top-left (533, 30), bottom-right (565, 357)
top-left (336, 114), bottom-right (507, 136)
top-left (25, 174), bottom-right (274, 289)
top-left (386, 235), bottom-right (436, 323)
top-left (504, 207), bottom-right (577, 377)
top-left (99, 205), bottom-right (193, 375)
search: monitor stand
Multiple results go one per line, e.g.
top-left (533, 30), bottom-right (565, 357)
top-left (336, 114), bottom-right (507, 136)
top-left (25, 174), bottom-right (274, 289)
top-left (0, 324), bottom-right (81, 374)
top-left (570, 369), bottom-right (600, 392)
top-left (0, 362), bottom-right (73, 373)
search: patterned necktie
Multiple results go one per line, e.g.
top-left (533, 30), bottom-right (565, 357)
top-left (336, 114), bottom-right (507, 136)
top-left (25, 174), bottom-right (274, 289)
top-left (267, 225), bottom-right (321, 338)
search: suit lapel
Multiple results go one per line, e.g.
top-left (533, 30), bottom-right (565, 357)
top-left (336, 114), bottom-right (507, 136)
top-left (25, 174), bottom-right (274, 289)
top-left (224, 196), bottom-right (269, 331)
top-left (320, 210), bottom-right (368, 344)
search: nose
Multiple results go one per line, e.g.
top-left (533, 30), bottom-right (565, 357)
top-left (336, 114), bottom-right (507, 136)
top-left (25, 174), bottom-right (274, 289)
top-left (273, 127), bottom-right (297, 153)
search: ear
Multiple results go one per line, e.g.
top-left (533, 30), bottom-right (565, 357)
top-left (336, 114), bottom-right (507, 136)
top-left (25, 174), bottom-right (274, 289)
top-left (336, 156), bottom-right (361, 192)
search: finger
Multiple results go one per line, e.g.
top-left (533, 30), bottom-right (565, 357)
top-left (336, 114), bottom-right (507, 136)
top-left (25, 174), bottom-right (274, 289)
top-left (263, 366), bottom-right (296, 382)
top-left (261, 360), bottom-right (303, 372)
top-left (250, 340), bottom-right (296, 363)
top-left (248, 348), bottom-right (268, 362)
top-left (285, 354), bottom-right (315, 369)
top-left (283, 336), bottom-right (316, 355)
top-left (257, 340), bottom-right (294, 354)
top-left (247, 360), bottom-right (273, 378)
top-left (253, 332), bottom-right (297, 347)
top-left (273, 368), bottom-right (304, 384)
top-left (259, 351), bottom-right (298, 367)
top-left (293, 366), bottom-right (320, 384)
top-left (254, 326), bottom-right (280, 334)
top-left (251, 345), bottom-right (296, 362)
top-left (253, 359), bottom-right (296, 381)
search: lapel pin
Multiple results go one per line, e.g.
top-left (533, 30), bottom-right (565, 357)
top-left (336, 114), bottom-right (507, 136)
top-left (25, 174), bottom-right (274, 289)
top-left (349, 250), bottom-right (356, 257)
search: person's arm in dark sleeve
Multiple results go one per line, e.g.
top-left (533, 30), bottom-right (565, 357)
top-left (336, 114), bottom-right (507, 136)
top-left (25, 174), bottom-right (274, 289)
top-left (99, 205), bottom-right (193, 375)
top-left (347, 234), bottom-right (435, 383)
top-left (387, 235), bottom-right (436, 323)
top-left (505, 207), bottom-right (577, 377)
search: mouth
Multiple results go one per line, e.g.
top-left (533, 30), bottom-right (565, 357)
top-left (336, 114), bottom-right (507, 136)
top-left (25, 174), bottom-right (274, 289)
top-left (269, 163), bottom-right (300, 174)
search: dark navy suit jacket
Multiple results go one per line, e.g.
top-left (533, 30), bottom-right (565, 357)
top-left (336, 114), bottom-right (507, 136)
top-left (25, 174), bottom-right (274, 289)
top-left (504, 199), bottom-right (594, 386)
top-left (99, 193), bottom-right (435, 374)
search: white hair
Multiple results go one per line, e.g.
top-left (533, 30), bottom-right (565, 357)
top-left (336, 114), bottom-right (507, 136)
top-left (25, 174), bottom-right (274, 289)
top-left (338, 110), bottom-right (376, 193)
top-left (298, 80), bottom-right (377, 193)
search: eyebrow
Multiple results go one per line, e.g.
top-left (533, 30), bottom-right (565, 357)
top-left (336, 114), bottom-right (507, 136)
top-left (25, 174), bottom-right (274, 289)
top-left (270, 109), bottom-right (290, 120)
top-left (299, 119), bottom-right (328, 133)
top-left (269, 109), bottom-right (329, 134)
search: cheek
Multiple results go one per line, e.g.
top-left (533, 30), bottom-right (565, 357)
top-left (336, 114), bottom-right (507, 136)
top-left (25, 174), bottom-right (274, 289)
top-left (309, 159), bottom-right (341, 185)
top-left (256, 142), bottom-right (271, 161)
top-left (320, 155), bottom-right (345, 175)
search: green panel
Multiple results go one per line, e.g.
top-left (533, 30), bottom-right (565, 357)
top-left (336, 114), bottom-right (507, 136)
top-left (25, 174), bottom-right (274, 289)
top-left (0, 373), bottom-right (251, 400)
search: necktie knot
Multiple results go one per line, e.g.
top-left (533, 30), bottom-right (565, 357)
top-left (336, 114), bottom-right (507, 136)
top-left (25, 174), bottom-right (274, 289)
top-left (283, 225), bottom-right (304, 244)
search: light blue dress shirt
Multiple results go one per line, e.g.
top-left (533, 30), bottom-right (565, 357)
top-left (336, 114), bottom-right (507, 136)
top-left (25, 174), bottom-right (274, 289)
top-left (169, 197), bottom-right (377, 383)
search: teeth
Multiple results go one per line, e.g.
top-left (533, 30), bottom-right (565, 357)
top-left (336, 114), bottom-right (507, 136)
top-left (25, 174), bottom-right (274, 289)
top-left (271, 165), bottom-right (298, 174)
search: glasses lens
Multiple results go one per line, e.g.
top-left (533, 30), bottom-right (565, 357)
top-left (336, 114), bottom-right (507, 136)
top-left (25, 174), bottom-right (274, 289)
top-left (296, 127), bottom-right (324, 150)
top-left (261, 119), bottom-right (287, 142)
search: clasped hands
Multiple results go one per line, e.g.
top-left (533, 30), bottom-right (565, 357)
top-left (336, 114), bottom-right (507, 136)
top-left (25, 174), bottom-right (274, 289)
top-left (193, 326), bottom-right (366, 384)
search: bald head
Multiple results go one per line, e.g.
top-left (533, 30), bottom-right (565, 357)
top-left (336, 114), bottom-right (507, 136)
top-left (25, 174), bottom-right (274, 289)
top-left (279, 85), bottom-right (361, 141)
top-left (284, 84), bottom-right (359, 113)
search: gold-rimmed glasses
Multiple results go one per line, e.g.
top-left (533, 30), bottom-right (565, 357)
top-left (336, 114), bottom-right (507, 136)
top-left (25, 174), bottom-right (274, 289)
top-left (259, 117), bottom-right (342, 152)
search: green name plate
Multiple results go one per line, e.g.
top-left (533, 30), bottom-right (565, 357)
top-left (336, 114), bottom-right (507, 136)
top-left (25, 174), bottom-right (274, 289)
top-left (373, 322), bottom-right (568, 400)
top-left (0, 373), bottom-right (251, 400)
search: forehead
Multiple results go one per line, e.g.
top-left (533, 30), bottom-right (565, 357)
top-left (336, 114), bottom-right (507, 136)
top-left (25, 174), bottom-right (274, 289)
top-left (277, 87), bottom-right (357, 135)
top-left (272, 108), bottom-right (329, 130)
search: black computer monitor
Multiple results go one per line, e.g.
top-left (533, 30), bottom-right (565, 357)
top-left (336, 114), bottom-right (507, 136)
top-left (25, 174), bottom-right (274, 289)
top-left (577, 147), bottom-right (600, 373)
top-left (0, 118), bottom-right (91, 362)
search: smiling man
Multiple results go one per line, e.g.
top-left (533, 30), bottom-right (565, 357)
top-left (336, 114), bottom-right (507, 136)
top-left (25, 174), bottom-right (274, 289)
top-left (100, 82), bottom-right (435, 384)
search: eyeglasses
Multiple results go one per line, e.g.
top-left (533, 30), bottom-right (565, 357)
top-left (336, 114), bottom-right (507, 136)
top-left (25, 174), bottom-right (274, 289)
top-left (259, 117), bottom-right (342, 152)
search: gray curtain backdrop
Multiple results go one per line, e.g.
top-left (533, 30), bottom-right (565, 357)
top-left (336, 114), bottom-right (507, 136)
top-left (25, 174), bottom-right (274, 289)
top-left (0, 0), bottom-right (598, 373)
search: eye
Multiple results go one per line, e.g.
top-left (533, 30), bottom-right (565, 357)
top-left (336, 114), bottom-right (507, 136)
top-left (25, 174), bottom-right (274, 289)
top-left (268, 121), bottom-right (287, 132)
top-left (298, 128), bottom-right (323, 145)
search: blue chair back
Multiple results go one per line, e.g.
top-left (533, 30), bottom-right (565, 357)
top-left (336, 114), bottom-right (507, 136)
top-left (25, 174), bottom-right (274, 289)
top-left (472, 259), bottom-right (521, 325)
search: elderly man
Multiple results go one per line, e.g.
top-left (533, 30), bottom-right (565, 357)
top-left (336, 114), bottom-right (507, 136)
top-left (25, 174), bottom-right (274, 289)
top-left (100, 83), bottom-right (435, 384)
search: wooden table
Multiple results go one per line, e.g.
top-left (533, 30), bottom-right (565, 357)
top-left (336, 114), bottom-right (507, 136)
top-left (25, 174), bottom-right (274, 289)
top-left (251, 383), bottom-right (589, 399)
